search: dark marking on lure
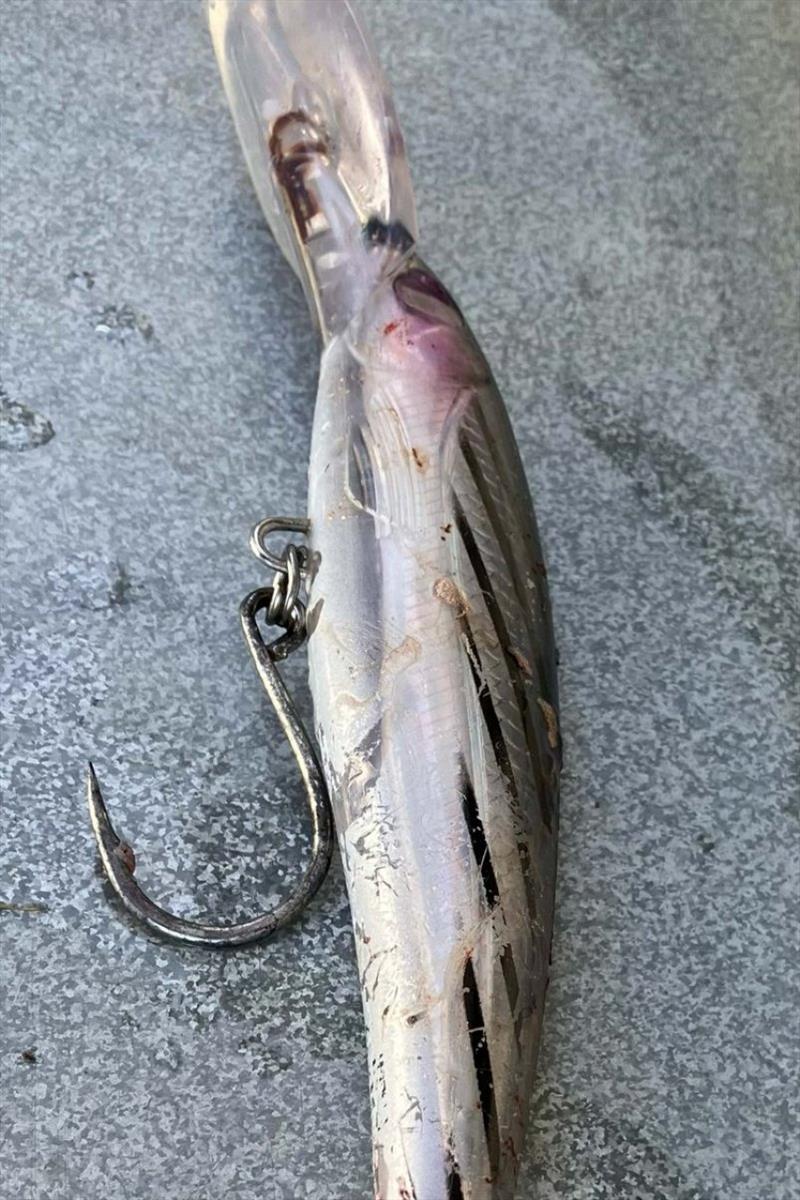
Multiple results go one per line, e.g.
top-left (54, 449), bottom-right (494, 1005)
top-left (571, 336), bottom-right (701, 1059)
top-left (463, 956), bottom-right (501, 1177)
top-left (446, 1161), bottom-right (465, 1200)
top-left (363, 216), bottom-right (414, 254)
top-left (502, 942), bottom-right (528, 1046)
top-left (269, 110), bottom-right (329, 243)
top-left (516, 837), bottom-right (538, 926)
top-left (459, 406), bottom-right (561, 717)
top-left (460, 613), bottom-right (541, 933)
top-left (453, 493), bottom-right (554, 833)
top-left (348, 720), bottom-right (383, 780)
top-left (500, 943), bottom-right (520, 1021)
top-left (393, 265), bottom-right (464, 326)
top-left (460, 758), bottom-right (500, 908)
top-left (460, 617), bottom-right (518, 802)
top-left (458, 430), bottom-right (551, 669)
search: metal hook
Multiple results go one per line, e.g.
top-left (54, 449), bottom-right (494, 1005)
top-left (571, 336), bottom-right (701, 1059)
top-left (86, 519), bottom-right (334, 948)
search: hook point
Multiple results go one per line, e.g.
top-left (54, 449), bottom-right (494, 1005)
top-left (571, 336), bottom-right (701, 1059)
top-left (86, 762), bottom-right (136, 876)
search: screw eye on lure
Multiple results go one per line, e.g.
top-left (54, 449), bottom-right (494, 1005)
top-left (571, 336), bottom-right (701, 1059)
top-left (87, 3), bottom-right (561, 1197)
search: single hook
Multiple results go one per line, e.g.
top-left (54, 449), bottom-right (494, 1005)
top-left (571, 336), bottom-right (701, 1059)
top-left (87, 525), bottom-right (334, 948)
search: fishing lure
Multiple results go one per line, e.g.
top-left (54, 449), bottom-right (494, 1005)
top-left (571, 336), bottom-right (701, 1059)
top-left (87, 2), bottom-right (561, 1197)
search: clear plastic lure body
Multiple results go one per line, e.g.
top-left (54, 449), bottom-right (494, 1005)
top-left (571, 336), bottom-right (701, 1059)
top-left (210, 3), bottom-right (561, 1196)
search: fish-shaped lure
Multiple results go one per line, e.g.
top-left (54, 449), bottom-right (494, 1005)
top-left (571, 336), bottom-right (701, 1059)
top-left (208, 2), bottom-right (560, 1196)
top-left (89, 2), bottom-right (559, 1197)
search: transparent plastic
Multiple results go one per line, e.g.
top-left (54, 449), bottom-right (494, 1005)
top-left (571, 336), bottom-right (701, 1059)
top-left (209, 0), bottom-right (416, 338)
top-left (209, 4), bottom-right (560, 1197)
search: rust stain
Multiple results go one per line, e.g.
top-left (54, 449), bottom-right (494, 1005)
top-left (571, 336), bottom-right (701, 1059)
top-left (537, 698), bottom-right (560, 750)
top-left (503, 1136), bottom-right (519, 1166)
top-left (433, 577), bottom-right (470, 616)
top-left (411, 446), bottom-right (428, 471)
top-left (509, 645), bottom-right (533, 677)
top-left (382, 634), bottom-right (421, 677)
top-left (115, 841), bottom-right (136, 874)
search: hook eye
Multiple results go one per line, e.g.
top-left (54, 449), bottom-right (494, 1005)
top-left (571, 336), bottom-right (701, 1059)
top-left (250, 515), bottom-right (310, 573)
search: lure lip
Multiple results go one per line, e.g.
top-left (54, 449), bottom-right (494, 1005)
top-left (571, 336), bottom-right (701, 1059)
top-left (207, 0), bottom-right (417, 313)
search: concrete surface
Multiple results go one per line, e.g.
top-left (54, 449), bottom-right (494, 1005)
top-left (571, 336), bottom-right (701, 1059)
top-left (1, 1), bottom-right (798, 1197)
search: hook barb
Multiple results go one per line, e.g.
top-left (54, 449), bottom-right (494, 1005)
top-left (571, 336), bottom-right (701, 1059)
top-left (86, 582), bottom-right (334, 948)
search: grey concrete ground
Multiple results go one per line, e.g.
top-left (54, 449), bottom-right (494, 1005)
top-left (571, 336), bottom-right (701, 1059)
top-left (1, 0), bottom-right (798, 1197)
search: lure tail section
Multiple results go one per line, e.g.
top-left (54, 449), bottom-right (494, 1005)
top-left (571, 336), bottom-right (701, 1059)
top-left (208, 0), bottom-right (417, 339)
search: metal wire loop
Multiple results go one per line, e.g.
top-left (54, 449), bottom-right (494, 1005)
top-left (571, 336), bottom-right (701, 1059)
top-left (250, 515), bottom-right (310, 575)
top-left (267, 542), bottom-right (304, 627)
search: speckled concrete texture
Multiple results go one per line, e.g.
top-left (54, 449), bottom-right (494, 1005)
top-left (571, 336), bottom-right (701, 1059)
top-left (1, 1), bottom-right (798, 1198)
